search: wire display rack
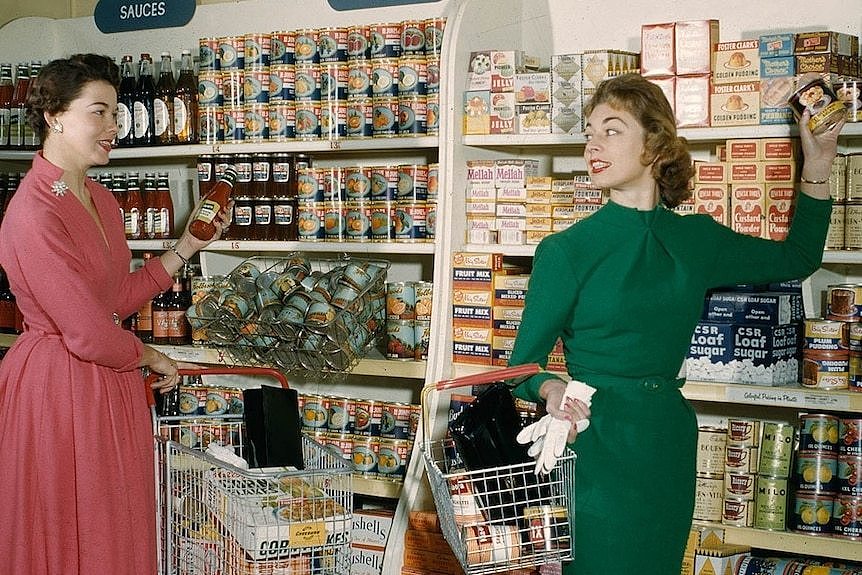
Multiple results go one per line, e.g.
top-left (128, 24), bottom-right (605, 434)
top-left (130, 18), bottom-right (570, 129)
top-left (188, 254), bottom-right (389, 375)
top-left (152, 367), bottom-right (353, 575)
top-left (420, 364), bottom-right (576, 575)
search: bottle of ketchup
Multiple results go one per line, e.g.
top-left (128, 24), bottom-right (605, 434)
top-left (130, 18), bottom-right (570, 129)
top-left (189, 165), bottom-right (237, 240)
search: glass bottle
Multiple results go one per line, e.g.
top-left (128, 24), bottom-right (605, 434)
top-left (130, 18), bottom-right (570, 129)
top-left (173, 50), bottom-right (198, 144)
top-left (133, 54), bottom-right (156, 146)
top-left (0, 64), bottom-right (14, 149)
top-left (154, 52), bottom-right (175, 145)
top-left (230, 155), bottom-right (254, 240)
top-left (23, 61), bottom-right (41, 150)
top-left (124, 172), bottom-right (144, 240)
top-left (197, 154), bottom-right (215, 200)
top-left (272, 153), bottom-right (297, 241)
top-left (142, 172), bottom-right (157, 239)
top-left (151, 287), bottom-right (171, 345)
top-left (253, 154), bottom-right (274, 241)
top-left (135, 253), bottom-right (155, 343)
top-left (189, 166), bottom-right (238, 241)
top-left (111, 172), bottom-right (127, 231)
top-left (116, 55), bottom-right (136, 147)
top-left (9, 62), bottom-right (29, 150)
top-left (153, 172), bottom-right (174, 239)
top-left (0, 267), bottom-right (16, 334)
top-left (167, 271), bottom-right (191, 345)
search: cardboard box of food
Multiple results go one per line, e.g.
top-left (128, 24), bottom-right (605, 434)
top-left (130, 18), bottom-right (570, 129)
top-left (641, 22), bottom-right (676, 77)
top-left (712, 40), bottom-right (760, 85)
top-left (693, 184), bottom-right (729, 226)
top-left (351, 509), bottom-right (394, 548)
top-left (759, 33), bottom-right (795, 58)
top-left (675, 74), bottom-right (710, 128)
top-left (710, 82), bottom-right (760, 127)
top-left (675, 19), bottom-right (720, 75)
top-left (463, 90), bottom-right (490, 135)
top-left (730, 184), bottom-right (766, 238)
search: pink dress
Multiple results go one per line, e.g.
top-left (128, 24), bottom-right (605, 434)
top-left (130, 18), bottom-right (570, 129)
top-left (0, 152), bottom-right (172, 575)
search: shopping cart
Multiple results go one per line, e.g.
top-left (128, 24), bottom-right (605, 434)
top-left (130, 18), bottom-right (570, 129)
top-left (149, 367), bottom-right (353, 575)
top-left (420, 364), bottom-right (576, 575)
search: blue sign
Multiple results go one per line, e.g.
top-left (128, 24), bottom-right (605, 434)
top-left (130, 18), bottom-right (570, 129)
top-left (329, 0), bottom-right (440, 9)
top-left (94, 0), bottom-right (196, 33)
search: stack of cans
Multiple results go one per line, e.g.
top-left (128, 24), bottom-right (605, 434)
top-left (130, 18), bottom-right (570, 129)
top-left (753, 420), bottom-right (796, 531)
top-left (385, 280), bottom-right (434, 361)
top-left (789, 413), bottom-right (841, 536)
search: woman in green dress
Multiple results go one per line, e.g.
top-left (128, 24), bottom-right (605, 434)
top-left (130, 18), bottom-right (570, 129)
top-left (509, 73), bottom-right (844, 574)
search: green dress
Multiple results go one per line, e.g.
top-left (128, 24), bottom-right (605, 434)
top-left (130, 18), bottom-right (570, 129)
top-left (509, 193), bottom-right (831, 574)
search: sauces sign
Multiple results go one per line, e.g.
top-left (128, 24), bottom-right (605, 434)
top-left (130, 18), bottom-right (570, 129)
top-left (94, 0), bottom-right (196, 33)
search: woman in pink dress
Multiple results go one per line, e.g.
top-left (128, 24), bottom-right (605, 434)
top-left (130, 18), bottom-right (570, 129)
top-left (0, 54), bottom-right (229, 574)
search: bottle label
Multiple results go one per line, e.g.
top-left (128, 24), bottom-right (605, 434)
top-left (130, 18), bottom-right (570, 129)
top-left (274, 203), bottom-right (294, 225)
top-left (145, 207), bottom-right (156, 237)
top-left (117, 103), bottom-right (132, 140)
top-left (133, 101), bottom-right (150, 138)
top-left (152, 310), bottom-right (170, 339)
top-left (234, 204), bottom-right (253, 226)
top-left (167, 310), bottom-right (189, 338)
top-left (173, 97), bottom-right (190, 137)
top-left (254, 204), bottom-right (272, 225)
top-left (125, 207), bottom-right (141, 237)
top-left (153, 98), bottom-right (170, 136)
top-left (9, 108), bottom-right (24, 146)
top-left (137, 301), bottom-right (153, 331)
top-left (155, 208), bottom-right (171, 236)
top-left (0, 109), bottom-right (10, 146)
top-left (194, 199), bottom-right (221, 224)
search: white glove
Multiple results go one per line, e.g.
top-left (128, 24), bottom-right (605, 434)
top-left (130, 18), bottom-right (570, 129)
top-left (516, 379), bottom-right (596, 475)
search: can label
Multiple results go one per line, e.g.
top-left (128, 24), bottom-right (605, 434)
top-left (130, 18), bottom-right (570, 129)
top-left (793, 451), bottom-right (838, 493)
top-left (344, 166), bottom-right (373, 200)
top-left (398, 96), bottom-right (427, 136)
top-left (849, 154), bottom-right (862, 202)
top-left (722, 497), bottom-right (754, 527)
top-left (394, 202), bottom-right (428, 242)
top-left (523, 505), bottom-right (570, 552)
top-left (294, 29), bottom-right (319, 64)
top-left (426, 92), bottom-right (440, 135)
top-left (369, 22), bottom-right (403, 60)
top-left (424, 18), bottom-right (445, 57)
top-left (268, 101), bottom-right (295, 141)
top-left (696, 427), bottom-right (727, 476)
top-left (838, 455), bottom-right (862, 496)
top-left (371, 58), bottom-right (399, 97)
top-left (380, 402), bottom-right (412, 439)
top-left (323, 431), bottom-right (352, 461)
top-left (321, 63), bottom-right (348, 101)
top-left (243, 104), bottom-right (268, 142)
top-left (790, 491), bottom-right (834, 534)
top-left (727, 418), bottom-right (760, 447)
top-left (353, 399), bottom-right (383, 436)
top-left (758, 421), bottom-right (795, 477)
top-left (321, 99), bottom-right (347, 140)
top-left (346, 98), bottom-right (373, 138)
top-left (426, 56), bottom-right (440, 93)
top-left (448, 475), bottom-right (484, 526)
top-left (754, 475), bottom-right (788, 531)
top-left (693, 475), bottom-right (724, 521)
top-left (414, 281), bottom-right (433, 321)
top-left (323, 202), bottom-right (344, 241)
top-left (198, 37), bottom-right (220, 71)
top-left (295, 101), bottom-right (321, 140)
top-left (326, 396), bottom-right (352, 432)
top-left (724, 472), bottom-right (756, 500)
top-left (344, 201), bottom-right (371, 241)
top-left (825, 202), bottom-right (846, 250)
top-left (371, 165), bottom-right (399, 200)
top-left (789, 77), bottom-right (847, 134)
top-left (400, 20), bottom-right (426, 56)
top-left (464, 524), bottom-right (522, 566)
top-left (396, 164), bottom-right (428, 201)
top-left (269, 64), bottom-right (296, 101)
top-left (845, 202), bottom-right (862, 249)
top-left (296, 202), bottom-right (325, 241)
top-left (398, 57), bottom-right (427, 95)
top-left (222, 105), bottom-right (244, 142)
top-left (370, 201), bottom-right (394, 242)
top-left (372, 97), bottom-right (399, 137)
top-left (347, 61), bottom-right (373, 99)
top-left (221, 70), bottom-right (244, 107)
top-left (295, 64), bottom-right (321, 101)
top-left (835, 81), bottom-right (862, 123)
top-left (218, 35), bottom-right (245, 70)
top-left (386, 319), bottom-right (415, 360)
top-left (840, 418), bottom-right (862, 457)
top-left (414, 320), bottom-right (431, 360)
top-left (802, 352), bottom-right (849, 390)
top-left (387, 282), bottom-right (416, 320)
top-left (271, 30), bottom-right (296, 65)
top-left (804, 319), bottom-right (848, 352)
top-left (726, 444), bottom-right (759, 474)
top-left (833, 495), bottom-right (862, 539)
top-left (351, 435), bottom-right (379, 475)
top-left (377, 438), bottom-right (409, 481)
top-left (318, 27), bottom-right (348, 63)
top-left (800, 413), bottom-right (840, 454)
top-left (301, 394), bottom-right (328, 429)
top-left (347, 25), bottom-right (370, 60)
top-left (198, 71), bottom-right (223, 106)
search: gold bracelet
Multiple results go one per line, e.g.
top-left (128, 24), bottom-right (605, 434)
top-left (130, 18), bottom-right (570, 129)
top-left (800, 176), bottom-right (829, 185)
top-left (169, 245), bottom-right (190, 266)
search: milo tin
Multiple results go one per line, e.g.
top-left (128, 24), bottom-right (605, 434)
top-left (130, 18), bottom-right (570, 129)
top-left (722, 497), bottom-right (755, 527)
top-left (758, 420), bottom-right (795, 478)
top-left (840, 418), bottom-right (862, 457)
top-left (800, 413), bottom-right (840, 454)
top-left (803, 318), bottom-right (848, 352)
top-left (790, 491), bottom-right (834, 535)
top-left (696, 426), bottom-right (727, 477)
top-left (833, 495), bottom-right (862, 539)
top-left (346, 98), bottom-right (373, 138)
top-left (838, 455), bottom-right (862, 496)
top-left (380, 401), bottom-right (412, 439)
top-left (794, 450), bottom-right (838, 493)
top-left (727, 418), bottom-right (761, 447)
top-left (351, 435), bottom-right (379, 476)
top-left (393, 202), bottom-right (428, 242)
top-left (693, 475), bottom-right (723, 522)
top-left (789, 76), bottom-right (846, 135)
top-left (386, 319), bottom-right (415, 360)
top-left (377, 438), bottom-right (409, 481)
top-left (754, 475), bottom-right (789, 531)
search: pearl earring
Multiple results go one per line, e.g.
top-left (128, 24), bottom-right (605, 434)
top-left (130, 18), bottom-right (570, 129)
top-left (51, 121), bottom-right (63, 134)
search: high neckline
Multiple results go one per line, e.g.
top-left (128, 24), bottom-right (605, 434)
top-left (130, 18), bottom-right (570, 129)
top-left (600, 199), bottom-right (665, 228)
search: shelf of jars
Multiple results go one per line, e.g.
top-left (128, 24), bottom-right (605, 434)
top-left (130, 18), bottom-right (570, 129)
top-left (461, 123), bottom-right (862, 148)
top-left (128, 239), bottom-right (436, 255)
top-left (693, 521), bottom-right (862, 561)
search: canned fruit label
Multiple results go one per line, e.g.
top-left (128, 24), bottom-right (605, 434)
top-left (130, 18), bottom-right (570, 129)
top-left (833, 496), bottom-right (862, 539)
top-left (791, 492), bottom-right (834, 534)
top-left (841, 419), bottom-right (862, 457)
top-left (794, 451), bottom-right (838, 493)
top-left (839, 456), bottom-right (862, 496)
top-left (386, 319), bottom-right (415, 360)
top-left (801, 414), bottom-right (840, 453)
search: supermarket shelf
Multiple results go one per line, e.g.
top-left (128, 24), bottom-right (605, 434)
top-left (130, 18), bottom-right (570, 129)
top-left (128, 239), bottom-right (436, 255)
top-left (719, 525), bottom-right (862, 561)
top-left (351, 475), bottom-right (403, 499)
top-left (822, 251), bottom-right (862, 265)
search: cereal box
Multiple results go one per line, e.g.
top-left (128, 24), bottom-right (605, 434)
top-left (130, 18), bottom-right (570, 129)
top-left (712, 40), bottom-right (760, 85)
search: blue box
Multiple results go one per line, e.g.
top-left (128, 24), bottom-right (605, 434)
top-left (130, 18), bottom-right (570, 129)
top-left (760, 56), bottom-right (796, 78)
top-left (759, 34), bottom-right (795, 58)
top-left (704, 292), bottom-right (800, 325)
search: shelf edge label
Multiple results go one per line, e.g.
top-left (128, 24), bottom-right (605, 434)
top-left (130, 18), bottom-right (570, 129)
top-left (725, 386), bottom-right (850, 410)
top-left (94, 0), bottom-right (196, 34)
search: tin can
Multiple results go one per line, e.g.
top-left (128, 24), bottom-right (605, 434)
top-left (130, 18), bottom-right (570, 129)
top-left (794, 450), bottom-right (838, 494)
top-left (347, 61), bottom-right (373, 99)
top-left (848, 154), bottom-right (862, 201)
top-left (370, 201), bottom-right (394, 242)
top-left (800, 413), bottom-right (840, 453)
top-left (735, 557), bottom-right (802, 575)
top-left (840, 418), bottom-right (862, 457)
top-left (693, 475), bottom-right (723, 522)
top-left (369, 22), bottom-right (403, 60)
top-left (789, 76), bottom-right (847, 134)
top-left (414, 320), bottom-right (430, 360)
top-left (724, 472), bottom-right (756, 500)
top-left (758, 420), bottom-right (795, 478)
top-left (270, 30), bottom-right (295, 65)
top-left (372, 97), bottom-right (399, 137)
top-left (222, 105), bottom-right (244, 142)
top-left (199, 37), bottom-right (220, 71)
top-left (398, 95), bottom-right (427, 136)
top-left (191, 275), bottom-right (228, 305)
top-left (294, 28), bottom-right (319, 64)
top-left (846, 201), bottom-right (862, 250)
top-left (353, 398), bottom-right (383, 436)
top-left (370, 165), bottom-right (399, 200)
top-left (243, 67), bottom-right (269, 104)
top-left (725, 443), bottom-right (759, 474)
top-left (324, 430), bottom-right (352, 461)
top-left (449, 475), bottom-right (484, 526)
top-left (804, 319), bottom-right (848, 352)
top-left (831, 154), bottom-right (847, 202)
top-left (344, 201), bottom-right (371, 242)
top-left (296, 167), bottom-right (322, 201)
top-left (828, 284), bottom-right (862, 319)
top-left (243, 103), bottom-right (268, 142)
top-left (386, 319), bottom-right (415, 360)
top-left (371, 58), bottom-right (399, 97)
top-left (377, 438), bottom-right (409, 481)
top-left (825, 202), bottom-right (846, 250)
top-left (221, 70), bottom-right (243, 107)
top-left (198, 71), bottom-right (223, 106)
top-left (318, 27), bottom-right (348, 63)
top-left (351, 434), bottom-right (379, 476)
top-left (294, 64), bottom-right (321, 102)
top-left (802, 352), bottom-right (849, 390)
top-left (244, 33), bottom-right (270, 68)
top-left (321, 99), bottom-right (347, 140)
top-left (426, 92), bottom-right (440, 137)
top-left (393, 202), bottom-right (428, 242)
top-left (400, 20), bottom-right (426, 55)
top-left (426, 56), bottom-right (441, 94)
top-left (347, 25), bottom-right (370, 60)
top-left (426, 163), bottom-right (439, 201)
top-left (396, 164), bottom-right (428, 201)
top-left (522, 505), bottom-right (569, 552)
top-left (323, 201), bottom-right (344, 241)
top-left (295, 101), bottom-right (321, 140)
top-left (321, 63), bottom-right (348, 101)
top-left (838, 455), bottom-right (862, 496)
top-left (424, 18), bottom-right (445, 56)
top-left (198, 106), bottom-right (223, 144)
top-left (409, 404), bottom-right (420, 440)
top-left (696, 426), bottom-right (727, 477)
top-left (832, 495), bottom-right (862, 539)
top-left (722, 496), bottom-right (755, 527)
top-left (301, 394), bottom-right (328, 429)
top-left (344, 166), bottom-right (372, 200)
top-left (387, 282), bottom-right (415, 320)
top-left (464, 524), bottom-right (521, 566)
top-left (754, 475), bottom-right (789, 531)
top-left (398, 57), bottom-right (427, 95)
top-left (296, 201), bottom-right (325, 241)
top-left (268, 101), bottom-right (295, 141)
top-left (727, 418), bottom-right (761, 447)
top-left (413, 281), bottom-right (433, 321)
top-left (835, 80), bottom-right (862, 122)
top-left (327, 395), bottom-right (352, 432)
top-left (269, 64), bottom-right (294, 101)
top-left (218, 35), bottom-right (245, 70)
top-left (790, 491), bottom-right (834, 535)
top-left (346, 98), bottom-right (373, 138)
top-left (319, 166), bottom-right (343, 201)
top-left (380, 401), bottom-right (412, 439)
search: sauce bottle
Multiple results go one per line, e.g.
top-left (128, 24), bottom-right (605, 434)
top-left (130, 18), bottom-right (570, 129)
top-left (152, 172), bottom-right (174, 239)
top-left (0, 64), bottom-right (14, 149)
top-left (124, 172), bottom-right (144, 240)
top-left (167, 271), bottom-right (191, 345)
top-left (189, 166), bottom-right (237, 240)
top-left (272, 153), bottom-right (298, 241)
top-left (154, 52), bottom-right (175, 145)
top-left (197, 154), bottom-right (216, 199)
top-left (116, 55), bottom-right (136, 147)
top-left (9, 62), bottom-right (29, 150)
top-left (151, 287), bottom-right (171, 345)
top-left (133, 54), bottom-right (156, 146)
top-left (0, 267), bottom-right (16, 334)
top-left (141, 172), bottom-right (157, 239)
top-left (253, 153), bottom-right (274, 241)
top-left (173, 50), bottom-right (198, 144)
top-left (230, 155), bottom-right (254, 240)
top-left (135, 252), bottom-right (154, 343)
top-left (23, 61), bottom-right (41, 150)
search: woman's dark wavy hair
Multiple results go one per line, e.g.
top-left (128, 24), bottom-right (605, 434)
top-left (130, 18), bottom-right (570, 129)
top-left (26, 54), bottom-right (120, 143)
top-left (584, 73), bottom-right (694, 208)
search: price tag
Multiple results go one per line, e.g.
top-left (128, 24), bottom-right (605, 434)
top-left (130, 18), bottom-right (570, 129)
top-left (289, 522), bottom-right (326, 548)
top-left (725, 386), bottom-right (850, 410)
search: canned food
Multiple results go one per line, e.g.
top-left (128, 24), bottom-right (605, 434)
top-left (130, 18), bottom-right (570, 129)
top-left (380, 402), bottom-right (412, 439)
top-left (400, 20), bottom-right (425, 55)
top-left (790, 491), bottom-right (834, 535)
top-left (372, 97), bottom-right (399, 137)
top-left (845, 201), bottom-right (862, 250)
top-left (802, 352), bottom-right (849, 390)
top-left (347, 61), bottom-right (373, 99)
top-left (269, 64), bottom-right (295, 101)
top-left (848, 154), bottom-right (862, 201)
top-left (198, 71), bottom-right (223, 106)
top-left (353, 398), bottom-right (383, 436)
top-left (696, 426), bottom-right (727, 476)
top-left (834, 80), bottom-right (862, 122)
top-left (369, 22), bottom-right (403, 60)
top-left (222, 105), bottom-right (244, 142)
top-left (426, 56), bottom-right (441, 94)
top-left (693, 475), bottom-right (723, 521)
top-left (321, 99), bottom-right (347, 140)
top-left (243, 67), bottom-right (269, 104)
top-left (377, 438), bottom-right (409, 481)
top-left (370, 165), bottom-right (398, 200)
top-left (386, 319), bottom-right (415, 360)
top-left (243, 103), bottom-right (268, 142)
top-left (427, 163), bottom-right (439, 201)
top-left (804, 318), bottom-right (848, 352)
top-left (448, 475), bottom-right (484, 526)
top-left (321, 63), bottom-right (348, 102)
top-left (294, 29), bottom-right (319, 63)
top-left (397, 164), bottom-right (428, 201)
top-left (386, 282), bottom-right (415, 320)
top-left (191, 275), bottom-right (229, 305)
top-left (838, 455), bottom-right (862, 496)
top-left (413, 281), bottom-right (433, 321)
top-left (343, 202), bottom-right (371, 241)
top-left (424, 17), bottom-right (445, 57)
top-left (295, 101), bottom-right (321, 140)
top-left (725, 443), bottom-right (759, 474)
top-left (722, 496), bottom-right (755, 527)
top-left (301, 394), bottom-right (328, 429)
top-left (794, 450), bottom-right (839, 493)
top-left (371, 58), bottom-right (398, 97)
top-left (832, 495), bottom-right (862, 539)
top-left (724, 472), bottom-right (756, 500)
top-left (825, 202), bottom-right (846, 250)
top-left (327, 396), bottom-right (352, 431)
top-left (464, 524), bottom-right (521, 566)
top-left (347, 25), bottom-right (370, 60)
top-left (296, 202), bottom-right (325, 241)
top-left (270, 30), bottom-right (295, 65)
top-left (754, 475), bottom-right (789, 531)
top-left (294, 64), bottom-right (321, 101)
top-left (523, 505), bottom-right (569, 552)
top-left (727, 418), bottom-right (760, 447)
top-left (346, 98), bottom-right (373, 138)
top-left (789, 76), bottom-right (846, 134)
top-left (199, 37), bottom-right (220, 71)
top-left (398, 57), bottom-right (427, 95)
top-left (827, 284), bottom-right (862, 319)
top-left (758, 420), bottom-right (795, 478)
top-left (317, 27), bottom-right (348, 63)
top-left (414, 320), bottom-right (430, 361)
top-left (840, 418), bottom-right (862, 457)
top-left (398, 96), bottom-right (427, 136)
top-left (244, 33), bottom-right (270, 68)
top-left (370, 202), bottom-right (394, 242)
top-left (393, 202), bottom-right (428, 242)
top-left (218, 35), bottom-right (245, 70)
top-left (323, 430), bottom-right (352, 461)
top-left (800, 413), bottom-right (840, 453)
top-left (268, 101), bottom-right (296, 141)
top-left (831, 155), bottom-right (847, 202)
top-left (351, 435), bottom-right (379, 475)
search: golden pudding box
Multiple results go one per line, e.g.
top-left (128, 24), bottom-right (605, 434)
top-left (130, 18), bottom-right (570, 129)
top-left (711, 82), bottom-right (760, 127)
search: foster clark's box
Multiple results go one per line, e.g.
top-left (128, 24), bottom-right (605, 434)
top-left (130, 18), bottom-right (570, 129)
top-left (685, 322), bottom-right (801, 386)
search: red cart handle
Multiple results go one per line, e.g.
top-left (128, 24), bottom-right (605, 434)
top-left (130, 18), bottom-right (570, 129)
top-left (146, 366), bottom-right (289, 407)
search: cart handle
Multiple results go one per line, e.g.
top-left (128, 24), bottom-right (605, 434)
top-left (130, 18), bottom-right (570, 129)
top-left (145, 366), bottom-right (289, 407)
top-left (420, 363), bottom-right (541, 441)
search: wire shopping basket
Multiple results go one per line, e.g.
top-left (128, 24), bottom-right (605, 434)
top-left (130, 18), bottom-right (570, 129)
top-left (151, 367), bottom-right (353, 575)
top-left (420, 364), bottom-right (576, 575)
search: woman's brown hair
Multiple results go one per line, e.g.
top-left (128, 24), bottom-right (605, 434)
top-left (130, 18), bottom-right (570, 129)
top-left (584, 73), bottom-right (694, 208)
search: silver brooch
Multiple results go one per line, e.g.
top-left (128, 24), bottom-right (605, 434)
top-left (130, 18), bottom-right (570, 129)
top-left (51, 180), bottom-right (69, 197)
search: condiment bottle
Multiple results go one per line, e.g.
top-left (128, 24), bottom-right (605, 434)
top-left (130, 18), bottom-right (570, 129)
top-left (133, 53), bottom-right (156, 146)
top-left (151, 287), bottom-right (170, 345)
top-left (142, 172), bottom-right (157, 239)
top-left (0, 64), bottom-right (14, 149)
top-left (152, 172), bottom-right (174, 239)
top-left (173, 50), bottom-right (198, 144)
top-left (9, 62), bottom-right (29, 150)
top-left (135, 252), bottom-right (154, 343)
top-left (167, 271), bottom-right (191, 345)
top-left (23, 61), bottom-right (41, 150)
top-left (116, 55), bottom-right (136, 147)
top-left (189, 165), bottom-right (237, 240)
top-left (124, 172), bottom-right (144, 240)
top-left (154, 52), bottom-right (176, 145)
